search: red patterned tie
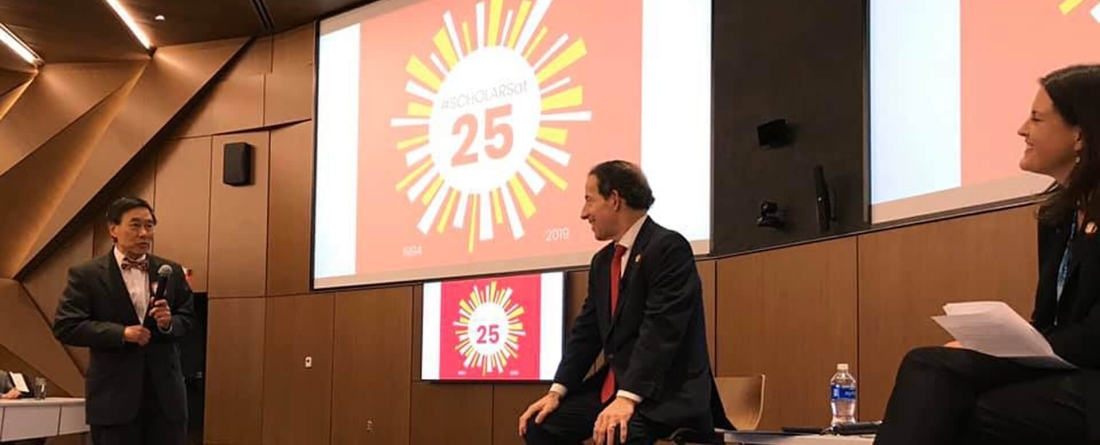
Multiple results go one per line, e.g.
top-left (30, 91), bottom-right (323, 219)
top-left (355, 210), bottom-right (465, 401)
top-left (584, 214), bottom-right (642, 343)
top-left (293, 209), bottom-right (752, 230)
top-left (601, 244), bottom-right (627, 403)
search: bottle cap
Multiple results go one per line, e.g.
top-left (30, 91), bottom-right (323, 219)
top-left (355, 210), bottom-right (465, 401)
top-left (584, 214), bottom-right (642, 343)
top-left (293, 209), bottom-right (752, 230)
top-left (837, 363), bottom-right (849, 371)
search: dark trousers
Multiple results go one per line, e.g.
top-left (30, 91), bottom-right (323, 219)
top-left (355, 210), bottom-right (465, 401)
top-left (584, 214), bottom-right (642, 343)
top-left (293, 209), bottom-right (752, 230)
top-left (90, 368), bottom-right (186, 445)
top-left (523, 372), bottom-right (674, 445)
top-left (874, 346), bottom-right (1090, 445)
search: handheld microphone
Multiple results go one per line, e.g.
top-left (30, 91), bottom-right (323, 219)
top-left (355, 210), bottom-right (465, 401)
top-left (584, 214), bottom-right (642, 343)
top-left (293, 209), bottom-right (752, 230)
top-left (144, 265), bottom-right (173, 331)
top-left (153, 264), bottom-right (172, 303)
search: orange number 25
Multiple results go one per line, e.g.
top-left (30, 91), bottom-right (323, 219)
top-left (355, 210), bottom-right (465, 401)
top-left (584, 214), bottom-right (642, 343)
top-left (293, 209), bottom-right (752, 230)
top-left (451, 104), bottom-right (514, 167)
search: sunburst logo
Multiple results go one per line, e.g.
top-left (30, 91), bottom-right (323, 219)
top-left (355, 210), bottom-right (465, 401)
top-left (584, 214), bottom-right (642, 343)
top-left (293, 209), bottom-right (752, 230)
top-left (1059, 0), bottom-right (1100, 19)
top-left (453, 280), bottom-right (527, 375)
top-left (392, 0), bottom-right (590, 253)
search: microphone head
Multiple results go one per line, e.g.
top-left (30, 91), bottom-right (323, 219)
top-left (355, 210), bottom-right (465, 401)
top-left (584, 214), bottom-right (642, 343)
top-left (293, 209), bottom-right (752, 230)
top-left (157, 264), bottom-right (173, 278)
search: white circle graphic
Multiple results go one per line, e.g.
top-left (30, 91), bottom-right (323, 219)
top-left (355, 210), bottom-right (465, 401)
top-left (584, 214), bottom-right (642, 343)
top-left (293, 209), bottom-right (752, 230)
top-left (468, 300), bottom-right (511, 357)
top-left (430, 47), bottom-right (540, 195)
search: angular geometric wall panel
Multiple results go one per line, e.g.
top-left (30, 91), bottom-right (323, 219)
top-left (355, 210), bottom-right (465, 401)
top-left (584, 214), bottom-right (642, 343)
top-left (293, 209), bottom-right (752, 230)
top-left (0, 62), bottom-right (146, 176)
top-left (0, 77), bottom-right (140, 278)
top-left (22, 38), bottom-right (248, 276)
top-left (0, 279), bottom-right (83, 396)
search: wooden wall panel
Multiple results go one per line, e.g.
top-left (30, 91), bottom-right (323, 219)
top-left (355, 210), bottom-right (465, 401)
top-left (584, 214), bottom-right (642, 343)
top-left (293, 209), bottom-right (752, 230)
top-left (0, 75), bottom-right (33, 121)
top-left (716, 238), bottom-right (858, 430)
top-left (26, 39), bottom-right (247, 272)
top-left (267, 122), bottom-right (314, 296)
top-left (0, 69), bottom-right (33, 96)
top-left (0, 62), bottom-right (142, 175)
top-left (263, 294), bottom-right (334, 445)
top-left (265, 23), bottom-right (315, 126)
top-left (493, 385), bottom-right (548, 445)
top-left (699, 260), bottom-right (717, 366)
top-left (154, 137), bottom-right (212, 292)
top-left (412, 285), bottom-right (423, 383)
top-left (23, 227), bottom-right (94, 375)
top-left (0, 280), bottom-right (83, 397)
top-left (857, 206), bottom-right (1038, 421)
top-left (22, 227), bottom-right (93, 324)
top-left (204, 297), bottom-right (265, 445)
top-left (208, 131), bottom-right (270, 298)
top-left (332, 287), bottom-right (413, 445)
top-left (0, 77), bottom-right (138, 278)
top-left (410, 382), bottom-right (493, 445)
top-left (174, 37), bottom-right (270, 138)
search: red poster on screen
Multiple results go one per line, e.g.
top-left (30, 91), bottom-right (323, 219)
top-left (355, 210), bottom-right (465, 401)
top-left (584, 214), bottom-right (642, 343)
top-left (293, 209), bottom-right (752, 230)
top-left (961, 0), bottom-right (1100, 185)
top-left (355, 0), bottom-right (642, 275)
top-left (438, 274), bottom-right (543, 380)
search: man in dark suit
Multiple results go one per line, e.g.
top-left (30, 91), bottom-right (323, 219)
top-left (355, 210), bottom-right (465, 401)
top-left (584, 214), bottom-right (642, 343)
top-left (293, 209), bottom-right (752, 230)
top-left (519, 160), bottom-right (728, 445)
top-left (53, 196), bottom-right (195, 445)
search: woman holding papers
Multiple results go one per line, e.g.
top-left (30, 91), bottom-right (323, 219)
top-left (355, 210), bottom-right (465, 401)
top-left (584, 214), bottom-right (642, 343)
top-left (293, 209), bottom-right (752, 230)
top-left (875, 64), bottom-right (1100, 445)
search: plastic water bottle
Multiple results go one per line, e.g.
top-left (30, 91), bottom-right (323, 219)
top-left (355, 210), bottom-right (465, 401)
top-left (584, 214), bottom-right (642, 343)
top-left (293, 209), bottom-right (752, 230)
top-left (830, 363), bottom-right (857, 426)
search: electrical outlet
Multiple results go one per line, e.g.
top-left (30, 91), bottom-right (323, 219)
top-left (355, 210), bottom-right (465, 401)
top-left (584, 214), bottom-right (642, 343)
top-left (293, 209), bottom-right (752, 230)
top-left (304, 356), bottom-right (313, 369)
top-left (366, 420), bottom-right (374, 433)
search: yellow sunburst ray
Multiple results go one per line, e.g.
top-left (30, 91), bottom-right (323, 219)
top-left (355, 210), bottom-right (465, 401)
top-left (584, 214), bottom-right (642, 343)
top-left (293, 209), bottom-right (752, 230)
top-left (471, 287), bottom-right (482, 306)
top-left (407, 101), bottom-right (432, 117)
top-left (433, 28), bottom-right (459, 69)
top-left (396, 158), bottom-right (433, 191)
top-left (508, 177), bottom-right (537, 218)
top-left (507, 305), bottom-right (526, 317)
top-left (468, 195), bottom-right (479, 253)
top-left (508, 1), bottom-right (533, 48)
top-left (458, 299), bottom-right (473, 315)
top-left (437, 190), bottom-right (459, 233)
top-left (536, 39), bottom-right (586, 83)
top-left (490, 281), bottom-right (498, 304)
top-left (524, 26), bottom-right (548, 60)
top-left (528, 156), bottom-right (568, 190)
top-left (492, 189), bottom-right (504, 224)
top-left (1060, 0), bottom-right (1085, 14)
top-left (421, 176), bottom-right (444, 205)
top-left (397, 134), bottom-right (429, 151)
top-left (487, 0), bottom-right (503, 47)
top-left (541, 86), bottom-right (583, 111)
top-left (405, 56), bottom-right (442, 91)
top-left (536, 127), bottom-right (568, 146)
top-left (462, 22), bottom-right (473, 54)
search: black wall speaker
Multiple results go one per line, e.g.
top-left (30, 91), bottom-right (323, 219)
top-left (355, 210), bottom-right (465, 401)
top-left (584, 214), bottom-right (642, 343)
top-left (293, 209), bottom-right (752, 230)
top-left (223, 142), bottom-right (253, 186)
top-left (757, 118), bottom-right (791, 147)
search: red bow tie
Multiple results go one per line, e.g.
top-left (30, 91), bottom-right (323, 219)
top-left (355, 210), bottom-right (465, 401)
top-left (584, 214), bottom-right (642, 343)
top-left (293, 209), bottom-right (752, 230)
top-left (121, 258), bottom-right (147, 271)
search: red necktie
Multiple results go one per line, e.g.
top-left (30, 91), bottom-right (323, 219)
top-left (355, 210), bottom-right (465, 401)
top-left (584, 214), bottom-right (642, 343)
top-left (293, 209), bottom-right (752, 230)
top-left (601, 244), bottom-right (627, 403)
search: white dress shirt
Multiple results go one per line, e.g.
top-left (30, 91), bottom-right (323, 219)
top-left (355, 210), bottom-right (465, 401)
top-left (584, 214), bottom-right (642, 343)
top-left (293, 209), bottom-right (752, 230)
top-left (551, 215), bottom-right (648, 403)
top-left (114, 247), bottom-right (149, 324)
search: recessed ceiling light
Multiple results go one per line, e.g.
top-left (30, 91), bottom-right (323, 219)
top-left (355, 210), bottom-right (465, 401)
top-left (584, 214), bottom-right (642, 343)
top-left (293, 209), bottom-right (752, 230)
top-left (154, 15), bottom-right (165, 22)
top-left (0, 23), bottom-right (41, 66)
top-left (104, 0), bottom-right (153, 50)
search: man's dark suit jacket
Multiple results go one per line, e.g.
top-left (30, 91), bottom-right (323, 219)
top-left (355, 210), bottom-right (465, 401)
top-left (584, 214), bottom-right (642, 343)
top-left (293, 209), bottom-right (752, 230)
top-left (553, 217), bottom-right (731, 431)
top-left (1033, 211), bottom-right (1100, 440)
top-left (53, 253), bottom-right (195, 426)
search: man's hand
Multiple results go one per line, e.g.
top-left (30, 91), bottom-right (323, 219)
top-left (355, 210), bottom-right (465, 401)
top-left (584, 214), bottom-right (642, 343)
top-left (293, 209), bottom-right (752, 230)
top-left (1, 388), bottom-right (19, 400)
top-left (593, 397), bottom-right (636, 445)
top-left (149, 299), bottom-right (172, 331)
top-left (518, 391), bottom-right (561, 436)
top-left (123, 326), bottom-right (151, 346)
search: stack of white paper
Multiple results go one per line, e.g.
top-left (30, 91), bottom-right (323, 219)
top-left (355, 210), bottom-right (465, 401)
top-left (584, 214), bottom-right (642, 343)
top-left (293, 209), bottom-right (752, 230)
top-left (931, 301), bottom-right (1075, 369)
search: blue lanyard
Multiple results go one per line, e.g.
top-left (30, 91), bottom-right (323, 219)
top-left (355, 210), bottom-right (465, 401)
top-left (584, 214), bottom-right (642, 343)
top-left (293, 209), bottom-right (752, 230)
top-left (1057, 218), bottom-right (1077, 303)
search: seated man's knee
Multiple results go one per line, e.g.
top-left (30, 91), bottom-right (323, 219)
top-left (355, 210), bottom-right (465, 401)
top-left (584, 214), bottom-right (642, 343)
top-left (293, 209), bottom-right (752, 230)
top-left (523, 417), bottom-right (555, 444)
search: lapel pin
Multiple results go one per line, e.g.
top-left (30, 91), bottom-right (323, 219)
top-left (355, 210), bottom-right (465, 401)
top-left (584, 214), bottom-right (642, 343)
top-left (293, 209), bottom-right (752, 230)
top-left (1086, 222), bottom-right (1097, 235)
top-left (635, 254), bottom-right (641, 263)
